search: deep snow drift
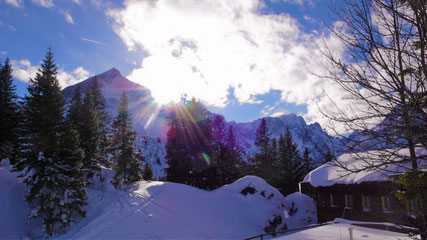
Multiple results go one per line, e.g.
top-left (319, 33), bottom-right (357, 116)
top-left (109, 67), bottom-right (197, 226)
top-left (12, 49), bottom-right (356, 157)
top-left (0, 161), bottom-right (316, 239)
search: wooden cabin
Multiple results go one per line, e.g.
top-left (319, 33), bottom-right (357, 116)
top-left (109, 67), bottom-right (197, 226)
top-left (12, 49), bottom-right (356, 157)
top-left (300, 148), bottom-right (426, 227)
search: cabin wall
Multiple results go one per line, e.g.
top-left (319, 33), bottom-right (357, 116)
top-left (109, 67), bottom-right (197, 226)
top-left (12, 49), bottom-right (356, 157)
top-left (301, 181), bottom-right (424, 226)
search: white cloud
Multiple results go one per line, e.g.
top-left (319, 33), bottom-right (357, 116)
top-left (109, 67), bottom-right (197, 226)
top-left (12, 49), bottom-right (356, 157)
top-left (72, 0), bottom-right (81, 5)
top-left (282, 0), bottom-right (304, 5)
top-left (31, 0), bottom-right (53, 8)
top-left (271, 111), bottom-right (287, 117)
top-left (91, 0), bottom-right (113, 10)
top-left (0, 21), bottom-right (16, 31)
top-left (303, 15), bottom-right (316, 23)
top-left (281, 0), bottom-right (316, 6)
top-left (10, 59), bottom-right (39, 83)
top-left (63, 11), bottom-right (74, 24)
top-left (108, 0), bottom-right (351, 133)
top-left (4, 0), bottom-right (22, 8)
top-left (10, 59), bottom-right (91, 89)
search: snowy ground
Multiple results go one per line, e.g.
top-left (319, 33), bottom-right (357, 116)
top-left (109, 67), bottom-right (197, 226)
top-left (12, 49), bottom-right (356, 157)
top-left (0, 161), bottom-right (413, 239)
top-left (0, 160), bottom-right (29, 239)
top-left (273, 223), bottom-right (416, 240)
top-left (0, 161), bottom-right (315, 239)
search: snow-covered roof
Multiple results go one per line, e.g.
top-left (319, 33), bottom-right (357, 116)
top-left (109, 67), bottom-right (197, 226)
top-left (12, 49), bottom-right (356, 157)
top-left (303, 148), bottom-right (427, 187)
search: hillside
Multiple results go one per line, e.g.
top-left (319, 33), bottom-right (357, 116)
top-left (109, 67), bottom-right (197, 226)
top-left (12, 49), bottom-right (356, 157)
top-left (0, 161), bottom-right (316, 239)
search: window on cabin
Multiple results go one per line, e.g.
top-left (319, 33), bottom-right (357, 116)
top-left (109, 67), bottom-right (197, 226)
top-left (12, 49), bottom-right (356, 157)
top-left (330, 193), bottom-right (338, 207)
top-left (381, 196), bottom-right (392, 212)
top-left (317, 193), bottom-right (325, 206)
top-left (362, 195), bottom-right (371, 211)
top-left (406, 199), bottom-right (422, 214)
top-left (345, 194), bottom-right (353, 208)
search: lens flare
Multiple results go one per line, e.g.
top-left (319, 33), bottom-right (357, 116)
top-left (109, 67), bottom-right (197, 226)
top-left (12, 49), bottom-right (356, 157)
top-left (144, 113), bottom-right (155, 129)
top-left (202, 152), bottom-right (211, 165)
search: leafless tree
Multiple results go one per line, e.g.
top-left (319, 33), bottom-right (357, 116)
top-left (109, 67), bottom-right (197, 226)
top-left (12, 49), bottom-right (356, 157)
top-left (316, 0), bottom-right (426, 238)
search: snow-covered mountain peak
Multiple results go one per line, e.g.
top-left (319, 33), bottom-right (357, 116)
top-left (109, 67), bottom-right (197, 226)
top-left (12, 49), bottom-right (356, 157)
top-left (62, 68), bottom-right (339, 177)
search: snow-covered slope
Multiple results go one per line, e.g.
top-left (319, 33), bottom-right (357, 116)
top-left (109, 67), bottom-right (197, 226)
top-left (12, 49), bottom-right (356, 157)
top-left (62, 68), bottom-right (168, 178)
top-left (0, 161), bottom-right (29, 239)
top-left (62, 68), bottom-right (169, 139)
top-left (0, 162), bottom-right (317, 239)
top-left (60, 174), bottom-right (293, 239)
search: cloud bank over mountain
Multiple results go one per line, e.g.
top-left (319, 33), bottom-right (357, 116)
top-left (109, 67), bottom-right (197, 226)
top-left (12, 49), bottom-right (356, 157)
top-left (107, 0), bottom-right (355, 133)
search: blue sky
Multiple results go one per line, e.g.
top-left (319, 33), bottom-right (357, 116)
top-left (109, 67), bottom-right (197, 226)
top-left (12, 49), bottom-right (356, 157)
top-left (0, 0), bottom-right (338, 124)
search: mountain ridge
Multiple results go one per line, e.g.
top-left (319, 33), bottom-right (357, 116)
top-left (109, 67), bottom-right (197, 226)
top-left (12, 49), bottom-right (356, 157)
top-left (62, 68), bottom-right (338, 177)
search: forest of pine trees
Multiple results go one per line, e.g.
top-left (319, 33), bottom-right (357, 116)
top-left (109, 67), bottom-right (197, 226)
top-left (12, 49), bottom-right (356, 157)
top-left (165, 98), bottom-right (244, 190)
top-left (0, 49), bottom-right (154, 236)
top-left (248, 119), bottom-right (316, 195)
top-left (1, 49), bottom-right (325, 236)
top-left (111, 92), bottom-right (143, 189)
top-left (163, 99), bottom-right (318, 194)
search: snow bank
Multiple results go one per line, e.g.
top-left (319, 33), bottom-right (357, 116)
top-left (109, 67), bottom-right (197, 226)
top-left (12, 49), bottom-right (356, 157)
top-left (284, 192), bottom-right (317, 229)
top-left (58, 175), bottom-right (291, 239)
top-left (273, 222), bottom-right (415, 240)
top-left (304, 148), bottom-right (427, 187)
top-left (0, 162), bottom-right (319, 239)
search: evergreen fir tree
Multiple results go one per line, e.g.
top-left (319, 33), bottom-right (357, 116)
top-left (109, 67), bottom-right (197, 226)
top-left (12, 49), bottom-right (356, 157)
top-left (15, 48), bottom-right (66, 173)
top-left (111, 92), bottom-right (142, 189)
top-left (143, 162), bottom-right (154, 181)
top-left (277, 127), bottom-right (302, 195)
top-left (90, 75), bottom-right (110, 167)
top-left (267, 137), bottom-right (280, 186)
top-left (67, 85), bottom-right (83, 131)
top-left (165, 97), bottom-right (214, 189)
top-left (137, 149), bottom-right (145, 164)
top-left (323, 148), bottom-right (334, 164)
top-left (52, 125), bottom-right (87, 232)
top-left (252, 118), bottom-right (275, 182)
top-left (80, 87), bottom-right (102, 181)
top-left (222, 125), bottom-right (242, 184)
top-left (14, 49), bottom-right (87, 236)
top-left (0, 59), bottom-right (20, 164)
top-left (254, 118), bottom-right (270, 148)
top-left (210, 115), bottom-right (241, 187)
top-left (302, 148), bottom-right (313, 177)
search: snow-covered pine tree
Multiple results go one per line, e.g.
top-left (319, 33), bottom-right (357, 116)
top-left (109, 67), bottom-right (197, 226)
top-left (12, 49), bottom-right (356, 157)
top-left (80, 87), bottom-right (102, 181)
top-left (111, 92), bottom-right (142, 189)
top-left (90, 75), bottom-right (111, 167)
top-left (49, 124), bottom-right (87, 233)
top-left (0, 59), bottom-right (20, 165)
top-left (14, 48), bottom-right (87, 236)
